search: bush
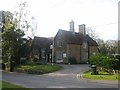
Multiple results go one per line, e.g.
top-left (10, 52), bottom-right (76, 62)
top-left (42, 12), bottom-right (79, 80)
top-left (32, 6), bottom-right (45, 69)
top-left (110, 54), bottom-right (120, 70)
top-left (68, 57), bottom-right (77, 64)
top-left (24, 61), bottom-right (37, 65)
top-left (116, 55), bottom-right (120, 60)
top-left (89, 53), bottom-right (103, 66)
top-left (90, 53), bottom-right (120, 71)
top-left (101, 56), bottom-right (112, 69)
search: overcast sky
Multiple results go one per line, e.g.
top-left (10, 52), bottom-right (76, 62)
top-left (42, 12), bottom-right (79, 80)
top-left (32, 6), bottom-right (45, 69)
top-left (0, 0), bottom-right (119, 40)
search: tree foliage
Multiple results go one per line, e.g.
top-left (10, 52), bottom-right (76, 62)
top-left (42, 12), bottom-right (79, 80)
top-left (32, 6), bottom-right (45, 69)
top-left (14, 1), bottom-right (37, 38)
top-left (2, 1), bottom-right (37, 65)
top-left (2, 11), bottom-right (26, 64)
top-left (90, 53), bottom-right (120, 71)
top-left (96, 39), bottom-right (119, 55)
top-left (86, 28), bottom-right (99, 41)
top-left (86, 28), bottom-right (119, 55)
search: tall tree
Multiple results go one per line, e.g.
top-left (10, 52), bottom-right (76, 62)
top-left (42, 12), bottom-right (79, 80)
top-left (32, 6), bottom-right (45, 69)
top-left (2, 1), bottom-right (37, 66)
top-left (14, 1), bottom-right (37, 39)
top-left (2, 11), bottom-right (25, 64)
top-left (86, 27), bottom-right (99, 41)
top-left (96, 39), bottom-right (119, 55)
top-left (13, 1), bottom-right (38, 61)
top-left (105, 40), bottom-right (118, 54)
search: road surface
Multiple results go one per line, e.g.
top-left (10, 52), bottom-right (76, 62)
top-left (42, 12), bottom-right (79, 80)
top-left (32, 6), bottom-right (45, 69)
top-left (2, 64), bottom-right (118, 88)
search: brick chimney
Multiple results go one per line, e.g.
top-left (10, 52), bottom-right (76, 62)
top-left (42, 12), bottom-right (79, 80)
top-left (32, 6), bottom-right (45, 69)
top-left (79, 24), bottom-right (86, 35)
top-left (69, 20), bottom-right (74, 32)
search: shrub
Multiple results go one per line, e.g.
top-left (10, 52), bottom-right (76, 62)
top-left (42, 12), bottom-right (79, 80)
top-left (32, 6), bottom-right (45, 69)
top-left (89, 53), bottom-right (103, 66)
top-left (116, 55), bottom-right (120, 60)
top-left (101, 56), bottom-right (112, 69)
top-left (90, 53), bottom-right (120, 71)
top-left (68, 56), bottom-right (77, 64)
top-left (110, 54), bottom-right (120, 70)
top-left (33, 57), bottom-right (39, 62)
top-left (24, 61), bottom-right (37, 65)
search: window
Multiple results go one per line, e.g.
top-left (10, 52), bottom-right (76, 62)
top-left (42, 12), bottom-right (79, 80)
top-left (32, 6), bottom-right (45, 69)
top-left (57, 41), bottom-right (62, 47)
top-left (83, 42), bottom-right (87, 49)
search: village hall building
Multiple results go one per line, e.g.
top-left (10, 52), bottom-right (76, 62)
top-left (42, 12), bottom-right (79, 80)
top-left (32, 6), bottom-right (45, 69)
top-left (33, 20), bottom-right (99, 64)
top-left (54, 20), bottom-right (99, 64)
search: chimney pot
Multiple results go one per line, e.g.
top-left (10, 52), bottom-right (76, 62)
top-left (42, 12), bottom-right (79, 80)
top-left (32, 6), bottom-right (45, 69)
top-left (79, 24), bottom-right (86, 35)
top-left (69, 20), bottom-right (74, 32)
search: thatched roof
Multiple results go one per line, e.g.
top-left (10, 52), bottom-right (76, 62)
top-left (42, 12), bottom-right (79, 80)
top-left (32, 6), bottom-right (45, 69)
top-left (55, 30), bottom-right (98, 46)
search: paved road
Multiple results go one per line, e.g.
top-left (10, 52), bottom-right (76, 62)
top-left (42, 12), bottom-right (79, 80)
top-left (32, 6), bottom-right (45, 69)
top-left (2, 64), bottom-right (118, 88)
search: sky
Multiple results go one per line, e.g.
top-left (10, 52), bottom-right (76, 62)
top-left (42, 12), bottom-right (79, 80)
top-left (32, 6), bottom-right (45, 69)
top-left (0, 0), bottom-right (119, 40)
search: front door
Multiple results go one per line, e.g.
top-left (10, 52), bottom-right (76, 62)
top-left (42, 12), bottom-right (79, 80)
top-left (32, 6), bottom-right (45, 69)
top-left (81, 51), bottom-right (88, 63)
top-left (56, 51), bottom-right (63, 63)
top-left (81, 42), bottom-right (88, 63)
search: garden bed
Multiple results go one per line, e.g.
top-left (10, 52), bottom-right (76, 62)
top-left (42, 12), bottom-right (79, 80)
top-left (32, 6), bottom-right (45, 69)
top-left (15, 64), bottom-right (63, 74)
top-left (82, 70), bottom-right (119, 80)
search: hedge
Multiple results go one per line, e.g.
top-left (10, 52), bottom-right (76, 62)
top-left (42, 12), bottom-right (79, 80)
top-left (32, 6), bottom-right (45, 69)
top-left (89, 53), bottom-right (120, 73)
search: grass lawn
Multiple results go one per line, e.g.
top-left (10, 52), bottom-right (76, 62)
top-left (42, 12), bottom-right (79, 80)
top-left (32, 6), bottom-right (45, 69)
top-left (83, 70), bottom-right (119, 80)
top-left (15, 64), bottom-right (63, 74)
top-left (0, 80), bottom-right (31, 90)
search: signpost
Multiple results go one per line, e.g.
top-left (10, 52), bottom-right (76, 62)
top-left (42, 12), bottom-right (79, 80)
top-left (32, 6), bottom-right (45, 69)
top-left (50, 45), bottom-right (54, 65)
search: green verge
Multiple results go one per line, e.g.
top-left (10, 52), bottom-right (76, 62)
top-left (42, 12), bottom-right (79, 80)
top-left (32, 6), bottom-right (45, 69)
top-left (15, 64), bottom-right (63, 74)
top-left (82, 70), bottom-right (119, 80)
top-left (1, 80), bottom-right (31, 90)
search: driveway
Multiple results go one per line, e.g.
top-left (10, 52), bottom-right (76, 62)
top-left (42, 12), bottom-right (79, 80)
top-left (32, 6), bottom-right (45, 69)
top-left (45, 64), bottom-right (89, 77)
top-left (2, 64), bottom-right (118, 88)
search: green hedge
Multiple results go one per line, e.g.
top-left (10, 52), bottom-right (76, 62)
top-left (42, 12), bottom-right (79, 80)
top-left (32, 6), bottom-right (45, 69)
top-left (90, 53), bottom-right (120, 70)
